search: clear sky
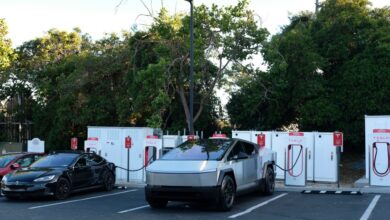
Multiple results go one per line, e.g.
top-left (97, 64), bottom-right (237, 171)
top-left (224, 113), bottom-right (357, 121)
top-left (1, 0), bottom-right (388, 48)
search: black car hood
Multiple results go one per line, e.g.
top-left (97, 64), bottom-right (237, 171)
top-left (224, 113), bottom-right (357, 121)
top-left (6, 167), bottom-right (65, 182)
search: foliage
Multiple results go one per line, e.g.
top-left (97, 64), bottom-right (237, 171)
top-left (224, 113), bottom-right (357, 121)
top-left (227, 0), bottom-right (390, 151)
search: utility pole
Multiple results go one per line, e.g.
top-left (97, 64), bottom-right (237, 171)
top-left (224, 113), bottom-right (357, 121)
top-left (185, 0), bottom-right (194, 135)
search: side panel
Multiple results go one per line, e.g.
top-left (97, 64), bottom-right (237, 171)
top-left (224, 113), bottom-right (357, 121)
top-left (304, 132), bottom-right (314, 181)
top-left (271, 132), bottom-right (288, 179)
top-left (314, 132), bottom-right (337, 182)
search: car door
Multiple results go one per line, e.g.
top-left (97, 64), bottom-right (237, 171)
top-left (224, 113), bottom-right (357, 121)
top-left (71, 155), bottom-right (93, 188)
top-left (241, 141), bottom-right (258, 183)
top-left (86, 154), bottom-right (105, 185)
top-left (226, 141), bottom-right (247, 187)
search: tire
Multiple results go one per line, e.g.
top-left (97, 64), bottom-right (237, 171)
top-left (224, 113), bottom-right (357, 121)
top-left (103, 171), bottom-right (115, 191)
top-left (218, 175), bottom-right (236, 211)
top-left (54, 177), bottom-right (71, 200)
top-left (147, 199), bottom-right (168, 209)
top-left (263, 166), bottom-right (275, 195)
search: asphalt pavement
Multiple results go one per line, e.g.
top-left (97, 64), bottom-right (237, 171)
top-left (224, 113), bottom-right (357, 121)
top-left (1, 184), bottom-right (389, 220)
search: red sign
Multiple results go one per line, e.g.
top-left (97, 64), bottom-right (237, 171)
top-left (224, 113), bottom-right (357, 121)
top-left (333, 132), bottom-right (343, 146)
top-left (125, 136), bottom-right (132, 149)
top-left (289, 132), bottom-right (304, 136)
top-left (71, 137), bottom-right (78, 150)
top-left (373, 129), bottom-right (390, 133)
top-left (87, 137), bottom-right (98, 141)
top-left (188, 135), bottom-right (195, 140)
top-left (257, 134), bottom-right (266, 147)
top-left (211, 134), bottom-right (227, 138)
top-left (146, 135), bottom-right (159, 139)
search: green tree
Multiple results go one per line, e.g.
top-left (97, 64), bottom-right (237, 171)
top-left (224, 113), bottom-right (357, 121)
top-left (228, 0), bottom-right (390, 151)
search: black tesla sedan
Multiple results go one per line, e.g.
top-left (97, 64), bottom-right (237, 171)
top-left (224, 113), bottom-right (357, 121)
top-left (1, 151), bottom-right (115, 200)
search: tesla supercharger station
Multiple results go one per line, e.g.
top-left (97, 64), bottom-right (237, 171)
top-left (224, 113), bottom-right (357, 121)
top-left (369, 129), bottom-right (390, 186)
top-left (284, 132), bottom-right (307, 186)
top-left (313, 132), bottom-right (338, 182)
top-left (84, 137), bottom-right (100, 153)
top-left (143, 135), bottom-right (162, 181)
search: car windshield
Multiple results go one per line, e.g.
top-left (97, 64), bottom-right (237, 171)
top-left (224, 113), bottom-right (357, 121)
top-left (31, 154), bottom-right (78, 168)
top-left (161, 139), bottom-right (233, 160)
top-left (0, 154), bottom-right (19, 168)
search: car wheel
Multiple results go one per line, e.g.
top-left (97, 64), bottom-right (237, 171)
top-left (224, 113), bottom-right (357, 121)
top-left (54, 177), bottom-right (71, 200)
top-left (103, 171), bottom-right (115, 191)
top-left (218, 175), bottom-right (236, 211)
top-left (263, 166), bottom-right (275, 195)
top-left (147, 199), bottom-right (168, 209)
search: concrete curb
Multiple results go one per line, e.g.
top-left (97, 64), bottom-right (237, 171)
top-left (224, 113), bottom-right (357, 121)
top-left (114, 181), bottom-right (390, 194)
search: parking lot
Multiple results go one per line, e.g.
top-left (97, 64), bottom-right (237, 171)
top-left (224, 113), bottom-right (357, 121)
top-left (0, 187), bottom-right (388, 220)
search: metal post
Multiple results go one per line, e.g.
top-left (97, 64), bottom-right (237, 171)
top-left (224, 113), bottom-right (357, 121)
top-left (127, 148), bottom-right (130, 182)
top-left (337, 147), bottom-right (340, 188)
top-left (189, 0), bottom-right (194, 135)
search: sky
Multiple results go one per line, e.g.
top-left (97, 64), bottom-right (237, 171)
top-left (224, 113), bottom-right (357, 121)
top-left (1, 0), bottom-right (388, 48)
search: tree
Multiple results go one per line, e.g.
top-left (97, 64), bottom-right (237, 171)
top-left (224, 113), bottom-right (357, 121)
top-left (227, 0), bottom-right (390, 151)
top-left (129, 0), bottom-right (268, 133)
top-left (0, 18), bottom-right (14, 76)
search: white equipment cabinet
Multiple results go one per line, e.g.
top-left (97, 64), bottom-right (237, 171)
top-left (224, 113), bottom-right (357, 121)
top-left (162, 135), bottom-right (182, 154)
top-left (231, 130), bottom-right (252, 142)
top-left (27, 138), bottom-right (45, 153)
top-left (313, 132), bottom-right (337, 182)
top-left (87, 126), bottom-right (156, 183)
top-left (365, 115), bottom-right (390, 186)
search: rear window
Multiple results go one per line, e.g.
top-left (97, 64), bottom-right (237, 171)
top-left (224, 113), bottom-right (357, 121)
top-left (0, 154), bottom-right (19, 168)
top-left (161, 139), bottom-right (233, 160)
top-left (31, 154), bottom-right (79, 168)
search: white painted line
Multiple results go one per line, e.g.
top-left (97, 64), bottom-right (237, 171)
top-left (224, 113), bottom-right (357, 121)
top-left (351, 191), bottom-right (357, 194)
top-left (228, 193), bottom-right (288, 219)
top-left (304, 190), bottom-right (311, 193)
top-left (335, 191), bottom-right (342, 194)
top-left (29, 190), bottom-right (137, 210)
top-left (117, 205), bottom-right (150, 214)
top-left (360, 195), bottom-right (381, 220)
top-left (320, 191), bottom-right (326, 194)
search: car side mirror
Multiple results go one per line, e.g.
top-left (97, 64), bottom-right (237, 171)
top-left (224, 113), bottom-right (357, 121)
top-left (10, 163), bottom-right (21, 170)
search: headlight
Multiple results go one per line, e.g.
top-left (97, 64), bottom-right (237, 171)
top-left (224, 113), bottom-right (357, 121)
top-left (1, 175), bottom-right (8, 183)
top-left (34, 175), bottom-right (56, 182)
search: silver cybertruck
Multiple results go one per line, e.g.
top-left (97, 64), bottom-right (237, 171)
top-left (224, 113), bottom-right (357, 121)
top-left (145, 136), bottom-right (276, 211)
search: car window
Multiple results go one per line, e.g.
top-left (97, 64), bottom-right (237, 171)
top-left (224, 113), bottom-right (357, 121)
top-left (31, 154), bottom-right (78, 168)
top-left (75, 156), bottom-right (87, 167)
top-left (33, 154), bottom-right (44, 162)
top-left (86, 154), bottom-right (103, 166)
top-left (16, 156), bottom-right (34, 167)
top-left (242, 142), bottom-right (257, 156)
top-left (227, 142), bottom-right (246, 161)
top-left (0, 154), bottom-right (18, 168)
top-left (161, 139), bottom-right (233, 160)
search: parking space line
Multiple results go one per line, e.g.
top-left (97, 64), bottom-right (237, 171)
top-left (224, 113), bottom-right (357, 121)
top-left (117, 205), bottom-right (150, 213)
top-left (228, 193), bottom-right (288, 219)
top-left (360, 195), bottom-right (381, 220)
top-left (28, 189), bottom-right (138, 210)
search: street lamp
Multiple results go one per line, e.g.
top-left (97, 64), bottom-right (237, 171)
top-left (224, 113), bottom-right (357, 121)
top-left (185, 0), bottom-right (194, 135)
